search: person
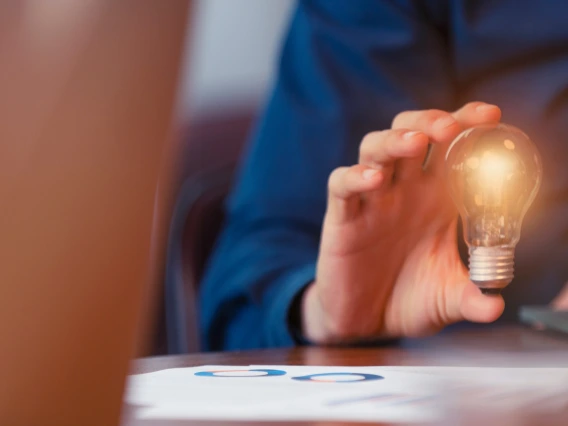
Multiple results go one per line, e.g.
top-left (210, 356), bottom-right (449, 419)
top-left (199, 0), bottom-right (568, 351)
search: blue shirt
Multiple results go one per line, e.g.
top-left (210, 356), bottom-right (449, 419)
top-left (199, 0), bottom-right (568, 351)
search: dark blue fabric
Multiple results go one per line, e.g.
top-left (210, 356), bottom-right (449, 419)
top-left (199, 0), bottom-right (568, 351)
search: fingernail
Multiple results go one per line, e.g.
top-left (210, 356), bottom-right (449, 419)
top-left (436, 115), bottom-right (457, 129)
top-left (362, 168), bottom-right (379, 180)
top-left (403, 130), bottom-right (422, 140)
top-left (476, 104), bottom-right (497, 113)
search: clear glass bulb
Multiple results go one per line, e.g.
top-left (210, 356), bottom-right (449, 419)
top-left (445, 123), bottom-right (542, 294)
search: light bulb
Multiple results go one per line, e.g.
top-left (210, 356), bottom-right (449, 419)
top-left (445, 123), bottom-right (542, 295)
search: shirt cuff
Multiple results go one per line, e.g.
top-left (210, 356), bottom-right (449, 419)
top-left (264, 263), bottom-right (316, 347)
top-left (263, 263), bottom-right (400, 348)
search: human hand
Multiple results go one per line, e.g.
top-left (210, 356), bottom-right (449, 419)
top-left (302, 102), bottom-right (506, 344)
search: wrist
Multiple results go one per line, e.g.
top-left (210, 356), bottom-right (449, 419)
top-left (301, 282), bottom-right (338, 344)
top-left (301, 282), bottom-right (401, 346)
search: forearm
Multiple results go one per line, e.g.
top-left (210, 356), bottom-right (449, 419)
top-left (200, 222), bottom-right (319, 350)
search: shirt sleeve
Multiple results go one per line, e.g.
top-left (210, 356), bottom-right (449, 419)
top-left (199, 0), bottom-right (454, 351)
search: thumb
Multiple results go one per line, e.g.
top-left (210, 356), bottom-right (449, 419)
top-left (459, 279), bottom-right (505, 323)
top-left (440, 222), bottom-right (505, 325)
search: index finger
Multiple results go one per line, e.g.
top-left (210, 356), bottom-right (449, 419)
top-left (392, 109), bottom-right (462, 144)
top-left (451, 101), bottom-right (501, 127)
top-left (426, 102), bottom-right (502, 174)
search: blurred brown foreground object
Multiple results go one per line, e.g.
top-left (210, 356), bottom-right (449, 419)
top-left (0, 1), bottom-right (190, 425)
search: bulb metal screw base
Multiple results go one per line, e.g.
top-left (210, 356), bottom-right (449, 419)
top-left (468, 246), bottom-right (515, 295)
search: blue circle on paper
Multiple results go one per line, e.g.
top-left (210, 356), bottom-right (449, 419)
top-left (292, 372), bottom-right (383, 383)
top-left (195, 369), bottom-right (286, 377)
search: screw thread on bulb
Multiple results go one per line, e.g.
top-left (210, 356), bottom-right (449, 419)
top-left (468, 246), bottom-right (515, 294)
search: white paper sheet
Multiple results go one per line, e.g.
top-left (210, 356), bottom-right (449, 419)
top-left (125, 365), bottom-right (568, 423)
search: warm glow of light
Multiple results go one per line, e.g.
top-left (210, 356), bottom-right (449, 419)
top-left (478, 152), bottom-right (511, 184)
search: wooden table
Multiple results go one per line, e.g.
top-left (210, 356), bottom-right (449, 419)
top-left (124, 326), bottom-right (568, 426)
